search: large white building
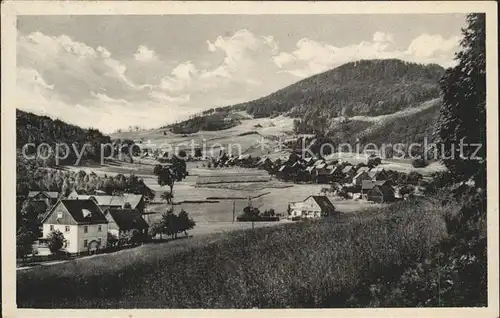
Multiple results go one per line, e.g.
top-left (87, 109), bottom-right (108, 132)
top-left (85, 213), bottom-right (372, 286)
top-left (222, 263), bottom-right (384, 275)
top-left (288, 195), bottom-right (336, 219)
top-left (40, 199), bottom-right (109, 254)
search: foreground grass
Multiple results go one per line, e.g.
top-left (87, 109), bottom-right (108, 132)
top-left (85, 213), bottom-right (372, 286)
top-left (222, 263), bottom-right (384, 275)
top-left (18, 196), bottom-right (458, 308)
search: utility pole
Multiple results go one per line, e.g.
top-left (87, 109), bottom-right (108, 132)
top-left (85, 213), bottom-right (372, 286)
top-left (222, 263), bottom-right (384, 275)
top-left (232, 201), bottom-right (235, 223)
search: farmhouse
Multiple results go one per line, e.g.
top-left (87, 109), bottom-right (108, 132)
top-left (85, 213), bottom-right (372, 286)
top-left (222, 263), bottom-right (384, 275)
top-left (342, 165), bottom-right (357, 178)
top-left (328, 165), bottom-right (344, 182)
top-left (357, 166), bottom-right (371, 174)
top-left (67, 193), bottom-right (146, 214)
top-left (352, 171), bottom-right (372, 186)
top-left (288, 195), bottom-right (336, 219)
top-left (256, 157), bottom-right (272, 170)
top-left (104, 208), bottom-right (149, 240)
top-left (315, 163), bottom-right (330, 184)
top-left (368, 169), bottom-right (388, 181)
top-left (303, 157), bottom-right (314, 166)
top-left (367, 185), bottom-right (396, 203)
top-left (361, 180), bottom-right (394, 200)
top-left (313, 159), bottom-right (325, 166)
top-left (41, 199), bottom-right (108, 254)
top-left (28, 191), bottom-right (59, 206)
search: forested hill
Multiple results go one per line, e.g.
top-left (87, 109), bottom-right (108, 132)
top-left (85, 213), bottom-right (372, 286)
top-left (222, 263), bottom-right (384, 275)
top-left (16, 109), bottom-right (112, 164)
top-left (167, 59), bottom-right (445, 134)
top-left (234, 59), bottom-right (445, 118)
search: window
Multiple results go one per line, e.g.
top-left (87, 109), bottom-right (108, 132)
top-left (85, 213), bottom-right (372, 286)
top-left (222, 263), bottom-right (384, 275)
top-left (56, 212), bottom-right (63, 219)
top-left (66, 240), bottom-right (70, 248)
top-left (97, 238), bottom-right (102, 245)
top-left (98, 225), bottom-right (102, 232)
top-left (65, 226), bottom-right (70, 232)
top-left (84, 226), bottom-right (88, 233)
top-left (83, 240), bottom-right (88, 248)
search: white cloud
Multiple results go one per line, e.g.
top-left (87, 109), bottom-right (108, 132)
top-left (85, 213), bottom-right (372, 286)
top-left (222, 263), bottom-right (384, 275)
top-left (17, 28), bottom-right (462, 133)
top-left (134, 45), bottom-right (158, 62)
top-left (158, 29), bottom-right (291, 106)
top-left (274, 32), bottom-right (461, 77)
top-left (373, 31), bottom-right (395, 44)
top-left (16, 32), bottom-right (197, 133)
top-left (406, 34), bottom-right (461, 58)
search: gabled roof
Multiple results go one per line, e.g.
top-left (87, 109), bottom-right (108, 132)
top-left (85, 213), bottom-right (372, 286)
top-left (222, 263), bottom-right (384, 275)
top-left (342, 165), bottom-right (355, 174)
top-left (305, 166), bottom-right (315, 173)
top-left (28, 191), bottom-right (59, 199)
top-left (291, 161), bottom-right (303, 169)
top-left (362, 180), bottom-right (390, 190)
top-left (353, 170), bottom-right (370, 179)
top-left (68, 193), bottom-right (144, 209)
top-left (316, 163), bottom-right (327, 170)
top-left (303, 157), bottom-right (314, 163)
top-left (278, 165), bottom-right (289, 172)
top-left (106, 208), bottom-right (149, 230)
top-left (307, 195), bottom-right (335, 212)
top-left (369, 185), bottom-right (395, 197)
top-left (357, 167), bottom-right (371, 173)
top-left (256, 157), bottom-right (270, 165)
top-left (313, 159), bottom-right (325, 166)
top-left (43, 199), bottom-right (108, 225)
top-left (329, 166), bottom-right (342, 175)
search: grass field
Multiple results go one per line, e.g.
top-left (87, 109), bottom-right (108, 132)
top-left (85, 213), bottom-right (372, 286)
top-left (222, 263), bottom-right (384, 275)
top-left (17, 194), bottom-right (453, 308)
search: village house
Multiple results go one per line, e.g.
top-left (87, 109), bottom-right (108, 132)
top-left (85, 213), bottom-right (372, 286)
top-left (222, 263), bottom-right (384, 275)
top-left (352, 170), bottom-right (372, 186)
top-left (356, 166), bottom-right (371, 174)
top-left (315, 163), bottom-right (330, 184)
top-left (256, 157), bottom-right (272, 170)
top-left (367, 184), bottom-right (396, 203)
top-left (342, 165), bottom-right (357, 179)
top-left (288, 195), bottom-right (337, 219)
top-left (40, 199), bottom-right (109, 254)
top-left (328, 165), bottom-right (344, 183)
top-left (361, 180), bottom-right (394, 201)
top-left (368, 168), bottom-right (389, 181)
top-left (313, 159), bottom-right (325, 167)
top-left (28, 191), bottom-right (59, 207)
top-left (289, 161), bottom-right (303, 181)
top-left (67, 193), bottom-right (146, 214)
top-left (302, 157), bottom-right (315, 166)
top-left (104, 208), bottom-right (149, 240)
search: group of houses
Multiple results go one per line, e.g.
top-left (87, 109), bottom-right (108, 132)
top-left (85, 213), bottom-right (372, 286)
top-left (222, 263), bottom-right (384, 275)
top-left (29, 190), bottom-right (150, 255)
top-left (211, 152), bottom-right (400, 204)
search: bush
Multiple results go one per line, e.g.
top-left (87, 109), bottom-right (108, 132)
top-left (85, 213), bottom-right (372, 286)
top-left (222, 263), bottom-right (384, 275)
top-left (367, 157), bottom-right (382, 167)
top-left (107, 232), bottom-right (119, 247)
top-left (411, 158), bottom-right (428, 168)
top-left (407, 171), bottom-right (423, 185)
top-left (46, 230), bottom-right (66, 255)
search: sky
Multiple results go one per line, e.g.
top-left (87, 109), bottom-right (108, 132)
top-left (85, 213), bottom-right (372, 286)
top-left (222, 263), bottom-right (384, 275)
top-left (16, 14), bottom-right (467, 133)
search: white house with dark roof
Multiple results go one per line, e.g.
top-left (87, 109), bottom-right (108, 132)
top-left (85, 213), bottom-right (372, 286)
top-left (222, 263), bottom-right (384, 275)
top-left (41, 199), bottom-right (109, 254)
top-left (288, 195), bottom-right (336, 219)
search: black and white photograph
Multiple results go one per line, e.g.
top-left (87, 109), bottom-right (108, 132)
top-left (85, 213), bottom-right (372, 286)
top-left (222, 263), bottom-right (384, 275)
top-left (1, 1), bottom-right (498, 315)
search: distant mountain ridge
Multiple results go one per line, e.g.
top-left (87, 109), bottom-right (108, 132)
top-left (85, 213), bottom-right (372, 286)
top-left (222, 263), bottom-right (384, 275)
top-left (167, 59), bottom-right (445, 138)
top-left (234, 59), bottom-right (445, 119)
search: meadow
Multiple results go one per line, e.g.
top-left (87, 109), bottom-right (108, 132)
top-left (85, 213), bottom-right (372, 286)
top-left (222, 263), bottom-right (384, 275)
top-left (17, 193), bottom-right (455, 308)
